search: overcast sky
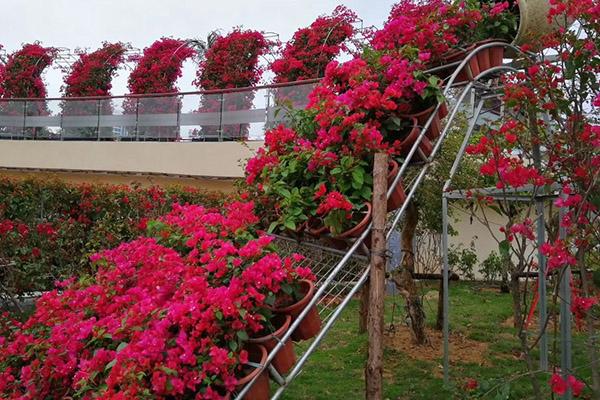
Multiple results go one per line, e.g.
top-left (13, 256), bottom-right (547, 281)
top-left (2, 0), bottom-right (396, 98)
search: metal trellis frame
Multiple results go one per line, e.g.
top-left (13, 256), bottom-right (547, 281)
top-left (233, 42), bottom-right (534, 399)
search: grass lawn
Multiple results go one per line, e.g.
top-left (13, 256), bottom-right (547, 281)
top-left (280, 281), bottom-right (593, 399)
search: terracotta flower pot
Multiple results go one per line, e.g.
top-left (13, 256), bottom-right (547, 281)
top-left (387, 159), bottom-right (407, 212)
top-left (400, 103), bottom-right (446, 141)
top-left (248, 314), bottom-right (296, 374)
top-left (441, 48), bottom-right (481, 84)
top-left (393, 118), bottom-right (433, 162)
top-left (335, 202), bottom-right (372, 239)
top-left (236, 344), bottom-right (270, 400)
top-left (470, 42), bottom-right (491, 73)
top-left (271, 279), bottom-right (321, 341)
top-left (489, 43), bottom-right (505, 68)
top-left (307, 217), bottom-right (328, 238)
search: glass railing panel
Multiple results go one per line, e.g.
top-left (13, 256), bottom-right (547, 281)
top-left (136, 96), bottom-right (180, 141)
top-left (24, 100), bottom-right (60, 140)
top-left (101, 98), bottom-right (136, 140)
top-left (0, 100), bottom-right (26, 140)
top-left (61, 99), bottom-right (100, 140)
top-left (184, 93), bottom-right (223, 142)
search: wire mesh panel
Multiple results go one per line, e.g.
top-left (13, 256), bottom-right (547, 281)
top-left (0, 101), bottom-right (25, 139)
top-left (272, 237), bottom-right (368, 323)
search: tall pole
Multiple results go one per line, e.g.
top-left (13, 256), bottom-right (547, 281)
top-left (532, 143), bottom-right (548, 371)
top-left (442, 195), bottom-right (450, 384)
top-left (559, 194), bottom-right (573, 400)
top-left (365, 152), bottom-right (388, 400)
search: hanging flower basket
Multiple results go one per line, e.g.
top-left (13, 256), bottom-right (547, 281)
top-left (270, 279), bottom-right (322, 341)
top-left (511, 0), bottom-right (572, 49)
top-left (387, 159), bottom-right (407, 212)
top-left (248, 314), bottom-right (296, 374)
top-left (235, 344), bottom-right (270, 400)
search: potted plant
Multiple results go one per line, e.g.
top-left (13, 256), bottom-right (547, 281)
top-left (398, 69), bottom-right (446, 140)
top-left (247, 314), bottom-right (296, 374)
top-left (235, 344), bottom-right (270, 400)
top-left (269, 279), bottom-right (322, 341)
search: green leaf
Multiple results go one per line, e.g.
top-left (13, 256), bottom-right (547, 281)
top-left (284, 220), bottom-right (296, 231)
top-left (105, 359), bottom-right (117, 372)
top-left (236, 330), bottom-right (249, 341)
top-left (116, 342), bottom-right (128, 353)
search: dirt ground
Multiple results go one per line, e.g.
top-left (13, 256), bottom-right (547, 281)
top-left (384, 328), bottom-right (489, 366)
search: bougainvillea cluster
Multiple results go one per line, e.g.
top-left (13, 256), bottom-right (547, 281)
top-left (0, 202), bottom-right (313, 399)
top-left (127, 38), bottom-right (195, 95)
top-left (271, 6), bottom-right (358, 83)
top-left (0, 43), bottom-right (56, 99)
top-left (0, 178), bottom-right (227, 296)
top-left (63, 42), bottom-right (128, 97)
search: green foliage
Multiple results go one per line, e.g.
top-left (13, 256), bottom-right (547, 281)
top-left (0, 178), bottom-right (226, 297)
top-left (448, 240), bottom-right (479, 280)
top-left (479, 250), bottom-right (509, 283)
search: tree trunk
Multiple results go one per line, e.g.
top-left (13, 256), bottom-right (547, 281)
top-left (510, 273), bottom-right (522, 329)
top-left (359, 280), bottom-right (369, 334)
top-left (391, 201), bottom-right (428, 345)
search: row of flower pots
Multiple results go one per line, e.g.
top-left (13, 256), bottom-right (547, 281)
top-left (433, 40), bottom-right (507, 84)
top-left (236, 280), bottom-right (321, 399)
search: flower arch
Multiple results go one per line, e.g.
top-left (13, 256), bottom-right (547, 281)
top-left (1, 43), bottom-right (56, 99)
top-left (127, 37), bottom-right (196, 95)
top-left (271, 5), bottom-right (358, 84)
top-left (63, 42), bottom-right (128, 97)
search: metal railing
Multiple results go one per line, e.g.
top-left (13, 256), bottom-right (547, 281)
top-left (0, 80), bottom-right (319, 142)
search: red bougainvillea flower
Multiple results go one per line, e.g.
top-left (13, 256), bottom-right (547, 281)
top-left (550, 373), bottom-right (586, 397)
top-left (316, 191), bottom-right (353, 215)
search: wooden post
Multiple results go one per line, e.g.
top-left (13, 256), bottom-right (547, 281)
top-left (365, 152), bottom-right (388, 400)
top-left (359, 280), bottom-right (369, 333)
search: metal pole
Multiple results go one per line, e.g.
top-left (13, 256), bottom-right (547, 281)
top-left (532, 143), bottom-right (548, 371)
top-left (135, 98), bottom-right (140, 141)
top-left (559, 193), bottom-right (572, 400)
top-left (442, 195), bottom-right (450, 384)
top-left (218, 93), bottom-right (224, 142)
top-left (96, 100), bottom-right (101, 141)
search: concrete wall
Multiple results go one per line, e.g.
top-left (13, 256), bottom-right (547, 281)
top-left (0, 140), bottom-right (262, 179)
